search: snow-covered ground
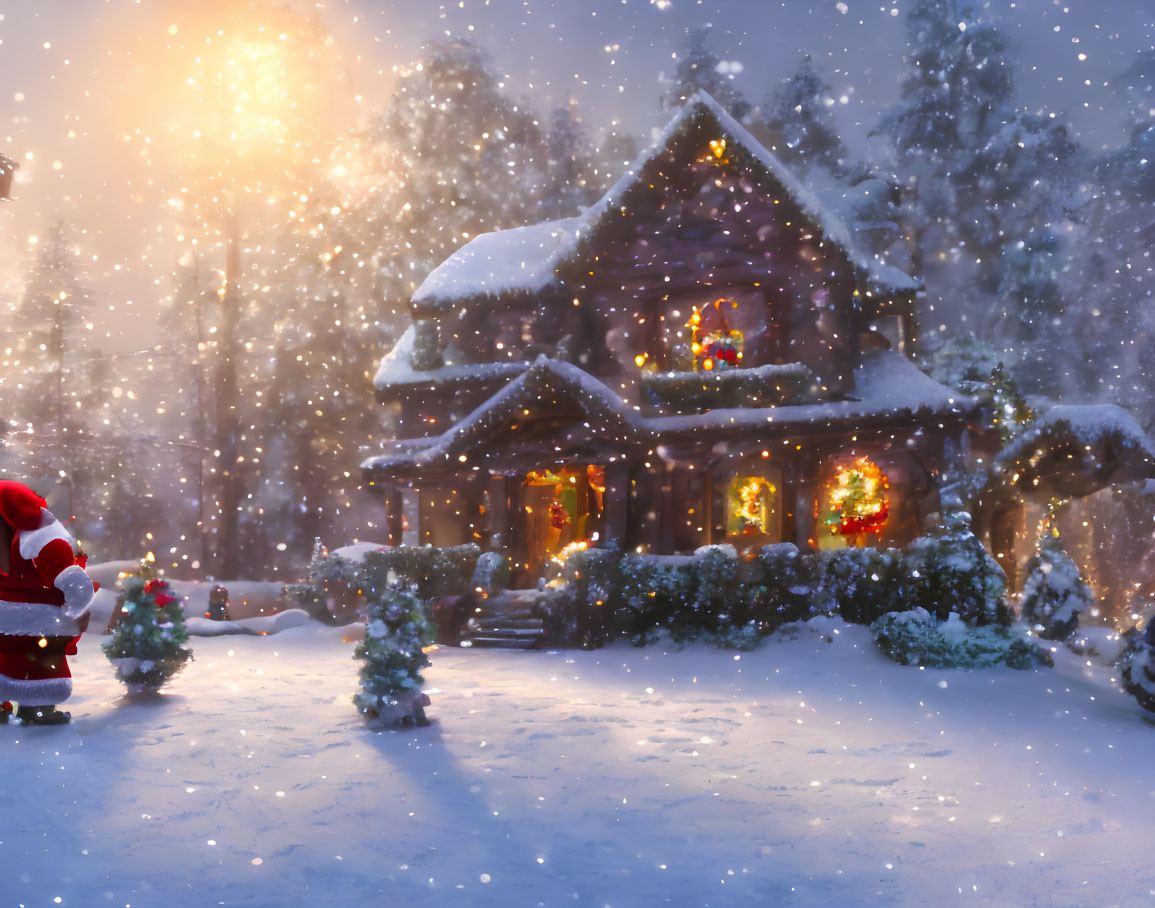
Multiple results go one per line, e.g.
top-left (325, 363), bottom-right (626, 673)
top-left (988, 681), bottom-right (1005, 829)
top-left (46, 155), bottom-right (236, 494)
top-left (3, 619), bottom-right (1154, 907)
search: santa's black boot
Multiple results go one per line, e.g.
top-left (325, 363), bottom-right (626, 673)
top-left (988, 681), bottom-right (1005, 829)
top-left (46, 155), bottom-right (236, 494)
top-left (16, 704), bottom-right (71, 725)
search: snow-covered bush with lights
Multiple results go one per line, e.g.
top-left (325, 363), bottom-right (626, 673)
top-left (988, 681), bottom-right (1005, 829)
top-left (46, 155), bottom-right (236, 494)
top-left (1119, 624), bottom-right (1155, 713)
top-left (619, 545), bottom-right (741, 644)
top-left (870, 608), bottom-right (1044, 670)
top-left (353, 580), bottom-right (435, 728)
top-left (897, 495), bottom-right (1009, 626)
top-left (102, 557), bottom-right (193, 693)
top-left (812, 546), bottom-right (901, 624)
top-left (1018, 526), bottom-right (1092, 641)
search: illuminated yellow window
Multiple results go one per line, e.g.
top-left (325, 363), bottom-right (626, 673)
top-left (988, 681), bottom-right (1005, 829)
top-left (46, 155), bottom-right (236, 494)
top-left (728, 475), bottom-right (778, 537)
top-left (819, 455), bottom-right (890, 547)
top-left (687, 300), bottom-right (744, 371)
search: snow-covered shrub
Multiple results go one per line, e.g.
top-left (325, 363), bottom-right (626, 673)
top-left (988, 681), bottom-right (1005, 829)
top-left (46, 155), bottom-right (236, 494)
top-left (897, 498), bottom-right (1009, 626)
top-left (620, 553), bottom-right (701, 642)
top-left (812, 546), bottom-right (901, 624)
top-left (283, 539), bottom-right (359, 624)
top-left (870, 608), bottom-right (1045, 670)
top-left (470, 551), bottom-right (510, 595)
top-left (353, 584), bottom-right (435, 727)
top-left (543, 544), bottom-right (622, 647)
top-left (1119, 625), bottom-right (1155, 713)
top-left (102, 558), bottom-right (193, 693)
top-left (1018, 528), bottom-right (1092, 641)
top-left (360, 544), bottom-right (481, 599)
top-left (738, 543), bottom-right (815, 634)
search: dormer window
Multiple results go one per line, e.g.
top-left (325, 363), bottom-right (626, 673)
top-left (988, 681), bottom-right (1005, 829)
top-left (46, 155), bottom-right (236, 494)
top-left (688, 299), bottom-right (745, 371)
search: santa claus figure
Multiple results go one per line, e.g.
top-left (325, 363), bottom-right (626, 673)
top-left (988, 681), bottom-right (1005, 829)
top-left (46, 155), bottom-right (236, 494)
top-left (0, 480), bottom-right (95, 725)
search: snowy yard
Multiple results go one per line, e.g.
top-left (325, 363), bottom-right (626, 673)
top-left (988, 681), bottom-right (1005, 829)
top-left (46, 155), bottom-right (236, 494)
top-left (3, 620), bottom-right (1154, 907)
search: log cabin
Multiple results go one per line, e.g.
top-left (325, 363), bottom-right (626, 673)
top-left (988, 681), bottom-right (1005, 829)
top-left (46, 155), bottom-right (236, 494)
top-left (363, 91), bottom-right (983, 586)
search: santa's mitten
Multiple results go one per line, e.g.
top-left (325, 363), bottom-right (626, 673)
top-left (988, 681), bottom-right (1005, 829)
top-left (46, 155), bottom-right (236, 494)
top-left (54, 564), bottom-right (95, 618)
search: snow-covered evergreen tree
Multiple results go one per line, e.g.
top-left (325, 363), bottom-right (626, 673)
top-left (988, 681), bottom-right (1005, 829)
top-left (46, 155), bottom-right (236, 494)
top-left (662, 27), bottom-right (750, 120)
top-left (1019, 525), bottom-right (1093, 641)
top-left (353, 584), bottom-right (435, 727)
top-left (539, 99), bottom-right (602, 219)
top-left (374, 37), bottom-right (551, 304)
top-left (102, 555), bottom-right (193, 693)
top-left (899, 493), bottom-right (1008, 626)
top-left (761, 55), bottom-right (847, 178)
top-left (1120, 623), bottom-right (1155, 713)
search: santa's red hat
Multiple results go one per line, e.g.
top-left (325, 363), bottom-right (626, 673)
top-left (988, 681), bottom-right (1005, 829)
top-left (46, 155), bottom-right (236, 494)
top-left (0, 480), bottom-right (48, 532)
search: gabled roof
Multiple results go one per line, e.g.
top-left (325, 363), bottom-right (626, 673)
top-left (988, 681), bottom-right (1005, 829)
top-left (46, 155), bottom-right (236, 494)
top-left (410, 91), bottom-right (920, 312)
top-left (365, 357), bottom-right (642, 475)
top-left (363, 351), bottom-right (975, 479)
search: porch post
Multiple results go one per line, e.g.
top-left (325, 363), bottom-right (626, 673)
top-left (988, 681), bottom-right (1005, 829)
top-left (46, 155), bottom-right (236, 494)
top-left (385, 486), bottom-right (404, 547)
top-left (604, 462), bottom-right (630, 549)
top-left (487, 472), bottom-right (511, 551)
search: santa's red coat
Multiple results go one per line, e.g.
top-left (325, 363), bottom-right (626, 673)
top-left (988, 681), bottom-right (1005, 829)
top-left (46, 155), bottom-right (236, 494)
top-left (0, 481), bottom-right (94, 706)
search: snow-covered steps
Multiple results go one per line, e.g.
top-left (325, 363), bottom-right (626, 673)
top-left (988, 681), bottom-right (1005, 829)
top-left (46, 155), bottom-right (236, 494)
top-left (460, 589), bottom-right (546, 649)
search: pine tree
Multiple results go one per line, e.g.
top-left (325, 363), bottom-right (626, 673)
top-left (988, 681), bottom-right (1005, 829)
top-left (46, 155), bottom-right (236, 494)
top-left (1075, 54), bottom-right (1155, 422)
top-left (761, 55), bottom-right (848, 178)
top-left (877, 0), bottom-right (1016, 341)
top-left (662, 27), bottom-right (750, 121)
top-left (538, 99), bottom-right (602, 219)
top-left (353, 584), bottom-right (435, 727)
top-left (1018, 525), bottom-right (1092, 641)
top-left (102, 555), bottom-right (193, 693)
top-left (374, 37), bottom-right (551, 305)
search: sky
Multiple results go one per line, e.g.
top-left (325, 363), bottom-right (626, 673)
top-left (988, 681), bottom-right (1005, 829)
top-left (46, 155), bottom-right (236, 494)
top-left (0, 0), bottom-right (1152, 355)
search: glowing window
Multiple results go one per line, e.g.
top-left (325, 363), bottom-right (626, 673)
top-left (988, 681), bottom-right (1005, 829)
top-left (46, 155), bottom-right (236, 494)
top-left (728, 475), bottom-right (778, 537)
top-left (820, 455), bottom-right (890, 544)
top-left (688, 300), bottom-right (744, 371)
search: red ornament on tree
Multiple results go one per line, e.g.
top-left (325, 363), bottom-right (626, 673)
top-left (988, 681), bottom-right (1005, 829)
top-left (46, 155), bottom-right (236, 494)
top-left (549, 500), bottom-right (571, 529)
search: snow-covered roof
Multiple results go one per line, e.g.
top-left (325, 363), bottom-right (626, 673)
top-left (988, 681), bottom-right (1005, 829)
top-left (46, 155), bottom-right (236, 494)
top-left (363, 350), bottom-right (974, 477)
top-left (412, 216), bottom-right (584, 306)
top-left (994, 403), bottom-right (1155, 500)
top-left (409, 91), bottom-right (919, 310)
top-left (373, 324), bottom-right (530, 389)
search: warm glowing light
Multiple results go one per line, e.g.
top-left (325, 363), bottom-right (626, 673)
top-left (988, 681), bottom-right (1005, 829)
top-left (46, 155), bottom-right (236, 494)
top-left (822, 456), bottom-right (890, 540)
top-left (728, 475), bottom-right (777, 536)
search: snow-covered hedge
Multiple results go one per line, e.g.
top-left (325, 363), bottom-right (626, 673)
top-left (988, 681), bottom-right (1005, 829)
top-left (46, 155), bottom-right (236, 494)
top-left (287, 543), bottom-right (482, 625)
top-left (811, 546), bottom-right (901, 624)
top-left (641, 362), bottom-right (816, 412)
top-left (870, 609), bottom-right (1046, 670)
top-left (545, 500), bottom-right (1015, 655)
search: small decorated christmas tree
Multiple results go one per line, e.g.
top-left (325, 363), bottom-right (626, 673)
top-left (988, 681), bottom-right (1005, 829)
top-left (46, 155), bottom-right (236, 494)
top-left (353, 583), bottom-right (434, 727)
top-left (102, 554), bottom-right (193, 693)
top-left (1019, 523), bottom-right (1092, 641)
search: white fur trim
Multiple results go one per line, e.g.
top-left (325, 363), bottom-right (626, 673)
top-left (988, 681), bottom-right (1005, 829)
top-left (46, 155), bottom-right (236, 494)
top-left (0, 600), bottom-right (83, 636)
top-left (18, 511), bottom-right (74, 561)
top-left (54, 565), bottom-right (94, 616)
top-left (0, 675), bottom-right (71, 706)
